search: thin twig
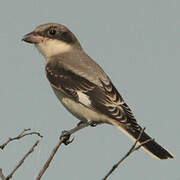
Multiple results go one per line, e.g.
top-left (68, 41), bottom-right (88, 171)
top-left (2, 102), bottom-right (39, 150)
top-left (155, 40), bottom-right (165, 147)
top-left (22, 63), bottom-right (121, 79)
top-left (6, 140), bottom-right (40, 180)
top-left (35, 136), bottom-right (64, 180)
top-left (36, 121), bottom-right (92, 180)
top-left (0, 169), bottom-right (6, 180)
top-left (133, 138), bottom-right (154, 152)
top-left (0, 129), bottom-right (43, 150)
top-left (103, 127), bottom-right (153, 180)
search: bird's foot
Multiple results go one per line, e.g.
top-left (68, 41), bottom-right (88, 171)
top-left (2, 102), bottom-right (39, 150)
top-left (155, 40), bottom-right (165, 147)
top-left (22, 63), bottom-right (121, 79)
top-left (88, 120), bottom-right (98, 127)
top-left (60, 121), bottom-right (97, 145)
top-left (60, 130), bottom-right (74, 145)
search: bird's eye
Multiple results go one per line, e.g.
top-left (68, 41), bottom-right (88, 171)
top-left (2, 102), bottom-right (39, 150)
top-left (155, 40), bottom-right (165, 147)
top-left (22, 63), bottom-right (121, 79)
top-left (49, 29), bottom-right (56, 36)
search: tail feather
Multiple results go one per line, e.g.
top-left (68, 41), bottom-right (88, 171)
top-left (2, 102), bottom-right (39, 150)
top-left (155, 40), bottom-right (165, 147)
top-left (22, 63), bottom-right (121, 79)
top-left (131, 129), bottom-right (174, 160)
top-left (115, 123), bottom-right (174, 159)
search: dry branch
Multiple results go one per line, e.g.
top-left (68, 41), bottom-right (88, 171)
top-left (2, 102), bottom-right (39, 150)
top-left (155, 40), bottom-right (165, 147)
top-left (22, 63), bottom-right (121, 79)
top-left (0, 129), bottom-right (43, 150)
top-left (0, 129), bottom-right (42, 180)
top-left (102, 127), bottom-right (153, 180)
top-left (36, 121), bottom-right (93, 180)
top-left (6, 140), bottom-right (40, 180)
top-left (0, 169), bottom-right (6, 180)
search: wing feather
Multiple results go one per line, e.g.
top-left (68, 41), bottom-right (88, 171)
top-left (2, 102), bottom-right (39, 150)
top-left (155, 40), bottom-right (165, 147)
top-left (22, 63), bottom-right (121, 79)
top-left (46, 61), bottom-right (141, 130)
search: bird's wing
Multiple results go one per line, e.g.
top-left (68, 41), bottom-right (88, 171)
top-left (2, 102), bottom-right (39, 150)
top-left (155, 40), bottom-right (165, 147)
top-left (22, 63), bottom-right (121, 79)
top-left (46, 61), bottom-right (141, 130)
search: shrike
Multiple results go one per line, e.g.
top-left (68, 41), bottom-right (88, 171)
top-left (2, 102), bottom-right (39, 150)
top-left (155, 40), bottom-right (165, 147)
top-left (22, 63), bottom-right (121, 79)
top-left (22, 23), bottom-right (173, 160)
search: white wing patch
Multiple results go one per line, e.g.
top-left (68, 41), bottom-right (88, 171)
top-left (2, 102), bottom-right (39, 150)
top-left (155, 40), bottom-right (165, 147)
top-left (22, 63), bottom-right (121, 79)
top-left (77, 91), bottom-right (91, 106)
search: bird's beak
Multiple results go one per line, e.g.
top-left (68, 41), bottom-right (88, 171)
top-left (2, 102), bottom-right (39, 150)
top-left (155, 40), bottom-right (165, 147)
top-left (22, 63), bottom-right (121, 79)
top-left (22, 32), bottom-right (44, 44)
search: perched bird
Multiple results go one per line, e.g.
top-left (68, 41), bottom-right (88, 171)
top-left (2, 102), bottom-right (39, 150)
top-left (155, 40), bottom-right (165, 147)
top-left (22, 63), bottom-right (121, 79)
top-left (22, 23), bottom-right (173, 160)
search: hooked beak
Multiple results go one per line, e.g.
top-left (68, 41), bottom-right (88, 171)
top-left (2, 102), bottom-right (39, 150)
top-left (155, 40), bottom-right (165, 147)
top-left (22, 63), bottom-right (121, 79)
top-left (22, 32), bottom-right (44, 44)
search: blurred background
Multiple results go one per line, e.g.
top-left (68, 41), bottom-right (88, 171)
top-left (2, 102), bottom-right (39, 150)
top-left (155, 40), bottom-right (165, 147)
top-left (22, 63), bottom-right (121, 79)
top-left (0, 0), bottom-right (179, 179)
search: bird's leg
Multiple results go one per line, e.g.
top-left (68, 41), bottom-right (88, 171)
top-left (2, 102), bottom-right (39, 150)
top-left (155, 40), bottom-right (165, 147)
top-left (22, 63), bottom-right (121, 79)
top-left (60, 121), bottom-right (94, 145)
top-left (77, 121), bottom-right (85, 127)
top-left (77, 120), bottom-right (99, 127)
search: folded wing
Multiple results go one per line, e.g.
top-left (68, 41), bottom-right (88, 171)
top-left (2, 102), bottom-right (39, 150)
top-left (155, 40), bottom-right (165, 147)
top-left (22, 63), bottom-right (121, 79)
top-left (46, 60), bottom-right (141, 130)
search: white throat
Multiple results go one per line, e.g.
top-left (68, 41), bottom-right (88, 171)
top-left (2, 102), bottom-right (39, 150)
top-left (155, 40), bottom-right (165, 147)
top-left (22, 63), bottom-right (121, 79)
top-left (35, 39), bottom-right (72, 58)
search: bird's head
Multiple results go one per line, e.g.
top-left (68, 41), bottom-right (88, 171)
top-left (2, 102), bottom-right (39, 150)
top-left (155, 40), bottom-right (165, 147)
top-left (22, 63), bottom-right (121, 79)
top-left (22, 23), bottom-right (82, 58)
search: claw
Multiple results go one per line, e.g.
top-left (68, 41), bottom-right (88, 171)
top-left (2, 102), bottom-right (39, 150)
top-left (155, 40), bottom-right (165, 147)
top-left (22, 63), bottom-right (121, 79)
top-left (89, 121), bottom-right (98, 127)
top-left (64, 136), bottom-right (75, 145)
top-left (60, 130), bottom-right (74, 145)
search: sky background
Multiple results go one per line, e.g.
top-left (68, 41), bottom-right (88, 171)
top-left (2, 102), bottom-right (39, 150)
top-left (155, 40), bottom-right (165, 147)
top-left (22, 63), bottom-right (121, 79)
top-left (0, 0), bottom-right (179, 179)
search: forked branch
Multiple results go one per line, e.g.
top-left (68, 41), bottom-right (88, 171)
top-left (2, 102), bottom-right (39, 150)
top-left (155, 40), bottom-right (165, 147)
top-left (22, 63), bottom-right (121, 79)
top-left (0, 129), bottom-right (42, 180)
top-left (36, 121), bottom-right (93, 180)
top-left (102, 127), bottom-right (154, 180)
top-left (0, 128), bottom-right (42, 150)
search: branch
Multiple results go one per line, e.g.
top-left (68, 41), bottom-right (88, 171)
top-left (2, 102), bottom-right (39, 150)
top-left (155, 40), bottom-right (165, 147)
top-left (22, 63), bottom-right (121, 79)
top-left (36, 121), bottom-right (92, 180)
top-left (103, 127), bottom-right (154, 180)
top-left (0, 129), bottom-right (42, 180)
top-left (0, 169), bottom-right (6, 180)
top-left (6, 140), bottom-right (40, 180)
top-left (0, 129), bottom-right (43, 150)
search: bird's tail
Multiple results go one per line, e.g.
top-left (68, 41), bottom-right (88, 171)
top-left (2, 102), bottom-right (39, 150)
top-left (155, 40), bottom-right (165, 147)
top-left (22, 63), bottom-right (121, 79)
top-left (114, 123), bottom-right (174, 160)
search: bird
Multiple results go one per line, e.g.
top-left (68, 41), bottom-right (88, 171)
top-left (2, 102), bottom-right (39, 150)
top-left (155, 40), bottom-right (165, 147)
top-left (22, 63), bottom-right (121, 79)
top-left (22, 23), bottom-right (173, 160)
